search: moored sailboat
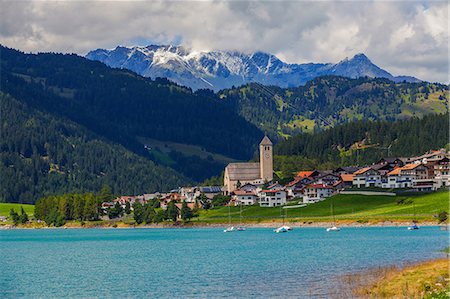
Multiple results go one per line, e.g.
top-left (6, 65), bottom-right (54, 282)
top-left (326, 198), bottom-right (340, 232)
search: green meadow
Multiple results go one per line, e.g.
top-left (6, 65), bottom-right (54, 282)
top-left (0, 203), bottom-right (34, 217)
top-left (197, 191), bottom-right (449, 223)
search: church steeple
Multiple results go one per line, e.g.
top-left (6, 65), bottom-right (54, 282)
top-left (259, 135), bottom-right (273, 182)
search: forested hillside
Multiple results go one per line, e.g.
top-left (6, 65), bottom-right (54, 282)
top-left (220, 76), bottom-right (448, 140)
top-left (274, 113), bottom-right (449, 177)
top-left (0, 46), bottom-right (264, 196)
top-left (0, 92), bottom-right (190, 204)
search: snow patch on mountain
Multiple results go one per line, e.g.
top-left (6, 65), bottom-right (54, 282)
top-left (86, 45), bottom-right (420, 91)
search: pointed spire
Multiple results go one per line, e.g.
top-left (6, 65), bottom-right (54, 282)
top-left (260, 135), bottom-right (272, 146)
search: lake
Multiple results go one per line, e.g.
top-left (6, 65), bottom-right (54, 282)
top-left (0, 227), bottom-right (447, 298)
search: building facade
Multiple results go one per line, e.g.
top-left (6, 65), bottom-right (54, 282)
top-left (223, 136), bottom-right (273, 194)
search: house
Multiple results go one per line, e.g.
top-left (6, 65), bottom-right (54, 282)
top-left (333, 166), bottom-right (361, 175)
top-left (223, 136), bottom-right (273, 194)
top-left (198, 186), bottom-right (223, 200)
top-left (352, 167), bottom-right (382, 188)
top-left (375, 157), bottom-right (404, 168)
top-left (312, 173), bottom-right (340, 186)
top-left (179, 187), bottom-right (200, 202)
top-left (302, 184), bottom-right (334, 203)
top-left (259, 190), bottom-right (287, 207)
top-left (340, 174), bottom-right (354, 188)
top-left (371, 163), bottom-right (396, 176)
top-left (232, 190), bottom-right (259, 206)
top-left (432, 157), bottom-right (450, 188)
top-left (160, 193), bottom-right (186, 209)
top-left (285, 177), bottom-right (312, 198)
top-left (384, 163), bottom-right (429, 189)
top-left (265, 182), bottom-right (284, 191)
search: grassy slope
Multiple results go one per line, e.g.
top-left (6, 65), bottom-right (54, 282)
top-left (0, 191), bottom-right (447, 224)
top-left (355, 258), bottom-right (449, 298)
top-left (197, 191), bottom-right (449, 223)
top-left (0, 203), bottom-right (34, 217)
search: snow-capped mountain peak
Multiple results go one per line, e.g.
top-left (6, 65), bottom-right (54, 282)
top-left (86, 45), bottom-right (420, 91)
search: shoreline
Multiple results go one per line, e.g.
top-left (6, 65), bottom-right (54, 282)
top-left (336, 258), bottom-right (450, 298)
top-left (1, 220), bottom-right (447, 230)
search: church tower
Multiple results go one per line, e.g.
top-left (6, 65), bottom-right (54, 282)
top-left (259, 135), bottom-right (273, 182)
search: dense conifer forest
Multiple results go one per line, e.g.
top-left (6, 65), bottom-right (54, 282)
top-left (274, 113), bottom-right (449, 177)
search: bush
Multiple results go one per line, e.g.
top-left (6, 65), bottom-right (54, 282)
top-left (438, 211), bottom-right (448, 223)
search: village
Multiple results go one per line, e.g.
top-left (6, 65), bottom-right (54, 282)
top-left (102, 137), bottom-right (450, 214)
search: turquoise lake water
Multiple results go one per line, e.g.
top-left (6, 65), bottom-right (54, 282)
top-left (0, 227), bottom-right (447, 298)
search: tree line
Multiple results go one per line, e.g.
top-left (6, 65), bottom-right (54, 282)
top-left (274, 113), bottom-right (449, 177)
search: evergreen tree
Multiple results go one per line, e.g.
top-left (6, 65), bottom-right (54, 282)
top-left (166, 201), bottom-right (179, 222)
top-left (124, 201), bottom-right (131, 215)
top-left (19, 207), bottom-right (28, 224)
top-left (180, 201), bottom-right (193, 221)
top-left (9, 208), bottom-right (19, 225)
top-left (98, 185), bottom-right (113, 203)
top-left (132, 202), bottom-right (145, 224)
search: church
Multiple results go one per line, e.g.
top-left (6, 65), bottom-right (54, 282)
top-left (223, 136), bottom-right (273, 194)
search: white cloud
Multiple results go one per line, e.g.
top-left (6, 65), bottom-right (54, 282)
top-left (0, 0), bottom-right (448, 83)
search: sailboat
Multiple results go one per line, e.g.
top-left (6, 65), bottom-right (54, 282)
top-left (224, 205), bottom-right (236, 232)
top-left (407, 203), bottom-right (419, 230)
top-left (326, 198), bottom-right (340, 232)
top-left (236, 204), bottom-right (246, 231)
top-left (274, 207), bottom-right (292, 233)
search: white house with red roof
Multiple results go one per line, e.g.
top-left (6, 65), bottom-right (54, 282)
top-left (384, 163), bottom-right (430, 189)
top-left (302, 184), bottom-right (334, 203)
top-left (259, 189), bottom-right (287, 207)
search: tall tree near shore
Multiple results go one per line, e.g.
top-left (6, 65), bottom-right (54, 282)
top-left (166, 201), bottom-right (179, 222)
top-left (180, 201), bottom-right (193, 221)
top-left (19, 207), bottom-right (28, 224)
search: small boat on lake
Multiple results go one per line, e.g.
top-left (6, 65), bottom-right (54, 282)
top-left (274, 208), bottom-right (292, 233)
top-left (274, 226), bottom-right (289, 233)
top-left (407, 203), bottom-right (419, 230)
top-left (326, 226), bottom-right (340, 232)
top-left (236, 203), bottom-right (246, 231)
top-left (224, 226), bottom-right (236, 233)
top-left (224, 205), bottom-right (236, 233)
top-left (326, 199), bottom-right (340, 232)
top-left (407, 223), bottom-right (419, 230)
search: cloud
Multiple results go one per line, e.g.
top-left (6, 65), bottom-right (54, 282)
top-left (0, 0), bottom-right (448, 83)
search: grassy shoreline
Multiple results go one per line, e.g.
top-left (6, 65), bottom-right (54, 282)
top-left (339, 258), bottom-right (450, 299)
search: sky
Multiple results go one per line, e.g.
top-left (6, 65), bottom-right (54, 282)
top-left (1, 0), bottom-right (448, 83)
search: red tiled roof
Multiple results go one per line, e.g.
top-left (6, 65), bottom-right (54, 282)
top-left (340, 174), bottom-right (354, 182)
top-left (353, 167), bottom-right (373, 175)
top-left (286, 178), bottom-right (302, 187)
top-left (387, 163), bottom-right (424, 175)
top-left (297, 171), bottom-right (314, 178)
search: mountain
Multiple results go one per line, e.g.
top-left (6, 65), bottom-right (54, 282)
top-left (0, 46), bottom-right (264, 202)
top-left (219, 76), bottom-right (449, 140)
top-left (0, 92), bottom-right (190, 204)
top-left (86, 45), bottom-right (421, 91)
